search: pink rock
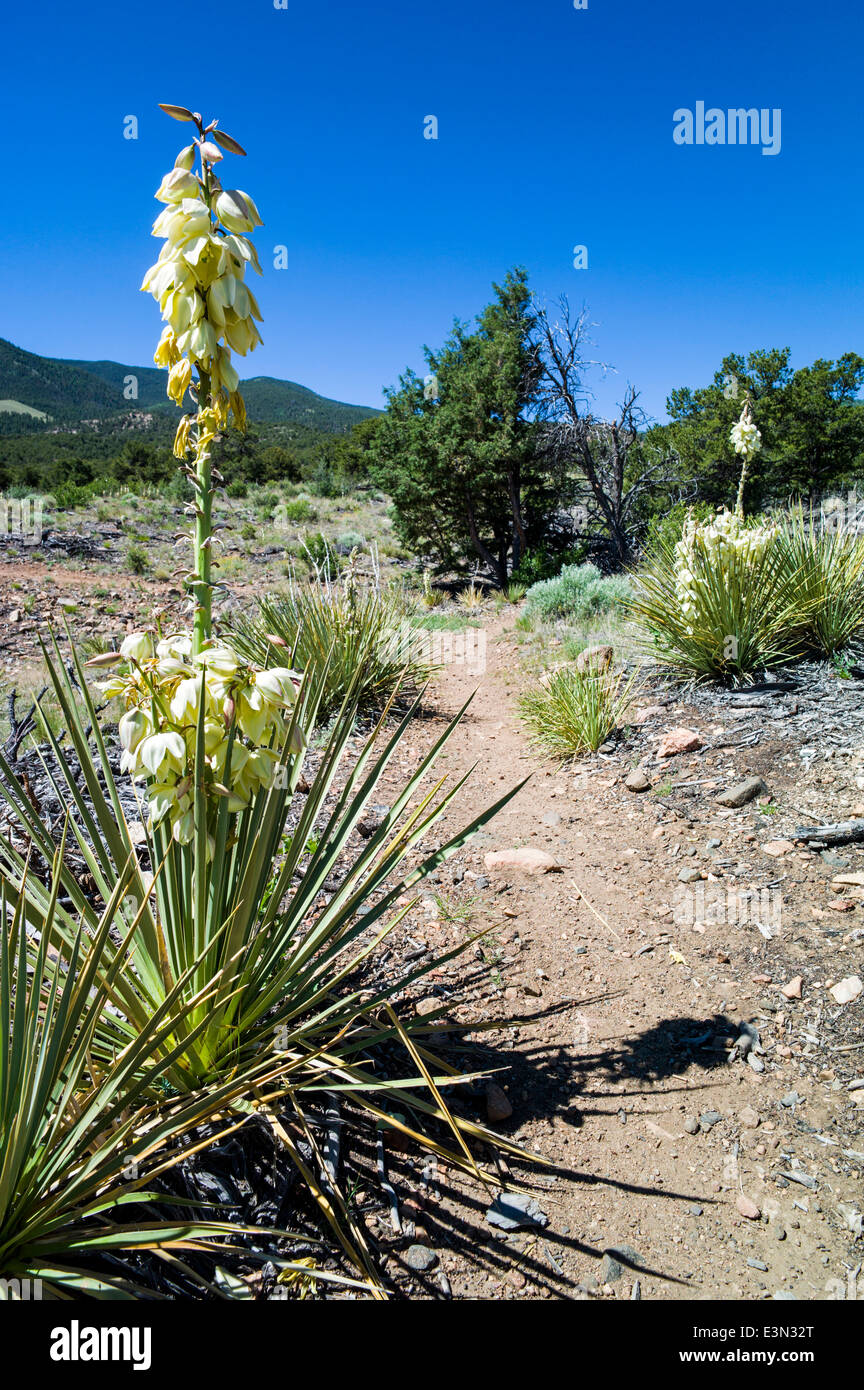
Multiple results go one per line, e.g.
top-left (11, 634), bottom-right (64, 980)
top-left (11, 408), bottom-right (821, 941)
top-left (736, 1193), bottom-right (761, 1220)
top-left (761, 840), bottom-right (796, 858)
top-left (658, 728), bottom-right (702, 758)
top-left (484, 848), bottom-right (559, 875)
top-left (780, 976), bottom-right (803, 999)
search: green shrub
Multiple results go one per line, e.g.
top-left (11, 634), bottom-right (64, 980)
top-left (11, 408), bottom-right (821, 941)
top-left (226, 480), bottom-right (248, 499)
top-left (524, 563), bottom-right (631, 623)
top-left (280, 495), bottom-right (318, 524)
top-left (520, 666), bottom-right (639, 758)
top-left (126, 543), bottom-right (149, 575)
top-left (336, 530), bottom-right (366, 553)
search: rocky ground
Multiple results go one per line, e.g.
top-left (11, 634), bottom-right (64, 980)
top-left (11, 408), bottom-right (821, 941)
top-left (0, 538), bottom-right (861, 1302)
top-left (363, 619), bottom-right (864, 1301)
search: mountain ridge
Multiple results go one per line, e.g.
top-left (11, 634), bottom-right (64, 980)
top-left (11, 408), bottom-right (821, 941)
top-left (0, 338), bottom-right (380, 433)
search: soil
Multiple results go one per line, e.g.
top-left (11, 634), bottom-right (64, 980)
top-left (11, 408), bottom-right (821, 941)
top-left (366, 615), bottom-right (864, 1302)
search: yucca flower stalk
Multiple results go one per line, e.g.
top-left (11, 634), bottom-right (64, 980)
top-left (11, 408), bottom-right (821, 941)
top-left (142, 103), bottom-right (263, 654)
top-left (730, 397), bottom-right (762, 517)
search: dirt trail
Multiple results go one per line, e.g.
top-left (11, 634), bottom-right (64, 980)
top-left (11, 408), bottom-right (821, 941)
top-left (374, 614), bottom-right (863, 1301)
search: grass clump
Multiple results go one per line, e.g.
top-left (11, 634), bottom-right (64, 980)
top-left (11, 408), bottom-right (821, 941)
top-left (779, 505), bottom-right (864, 657)
top-left (519, 665), bottom-right (638, 758)
top-left (226, 570), bottom-right (435, 721)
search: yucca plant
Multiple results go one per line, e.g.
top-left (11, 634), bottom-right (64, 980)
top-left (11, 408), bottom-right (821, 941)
top-left (778, 505), bottom-right (864, 657)
top-left (226, 569), bottom-right (435, 722)
top-left (627, 524), bottom-right (810, 683)
top-left (0, 105), bottom-right (531, 1292)
top-left (0, 846), bottom-right (363, 1300)
top-left (519, 665), bottom-right (639, 758)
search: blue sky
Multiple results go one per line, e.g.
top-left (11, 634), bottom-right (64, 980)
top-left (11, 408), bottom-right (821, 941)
top-left (2, 0), bottom-right (862, 420)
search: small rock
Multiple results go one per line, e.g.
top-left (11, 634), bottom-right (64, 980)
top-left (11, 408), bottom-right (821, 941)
top-left (739, 1106), bottom-right (761, 1129)
top-left (716, 776), bottom-right (767, 809)
top-left (687, 1204), bottom-right (703, 1217)
top-left (576, 643), bottom-right (613, 674)
top-left (747, 1054), bottom-right (765, 1074)
top-left (821, 852), bottom-right (850, 869)
top-left (831, 872), bottom-right (864, 889)
top-left (404, 1244), bottom-right (438, 1272)
top-left (780, 1090), bottom-right (802, 1109)
top-left (762, 840), bottom-right (796, 857)
top-left (625, 769), bottom-right (651, 793)
top-left (599, 1245), bottom-right (644, 1284)
top-left (699, 1110), bottom-right (723, 1131)
top-left (780, 976), bottom-right (803, 999)
top-left (542, 810), bottom-right (562, 827)
top-left (485, 1081), bottom-right (513, 1123)
top-left (736, 1194), bottom-right (761, 1220)
top-left (683, 1115), bottom-right (699, 1135)
top-left (484, 848), bottom-right (559, 875)
top-left (474, 875), bottom-right (490, 889)
top-left (747, 1258), bottom-right (769, 1272)
top-left (486, 1192), bottom-right (548, 1231)
top-left (658, 728), bottom-right (702, 758)
top-left (678, 866), bottom-right (702, 883)
top-left (829, 975), bottom-right (862, 1005)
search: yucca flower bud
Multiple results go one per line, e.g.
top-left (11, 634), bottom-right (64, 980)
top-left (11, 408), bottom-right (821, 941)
top-left (120, 631), bottom-right (155, 664)
top-left (155, 166), bottom-right (201, 203)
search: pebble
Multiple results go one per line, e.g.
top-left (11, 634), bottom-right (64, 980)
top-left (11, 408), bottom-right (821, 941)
top-left (658, 728), bottom-right (702, 758)
top-left (747, 1258), bottom-right (769, 1272)
top-left (404, 1244), bottom-right (438, 1272)
top-left (699, 1110), bottom-right (723, 1131)
top-left (485, 1081), bottom-right (513, 1123)
top-left (716, 776), bottom-right (766, 808)
top-left (739, 1106), bottom-right (761, 1129)
top-left (484, 848), bottom-right (559, 875)
top-left (684, 1116), bottom-right (700, 1135)
top-left (736, 1193), bottom-right (761, 1220)
top-left (829, 975), bottom-right (862, 1005)
top-left (747, 1053), bottom-right (765, 1073)
top-left (625, 769), bottom-right (651, 792)
top-left (678, 866), bottom-right (702, 883)
top-left (762, 840), bottom-right (796, 857)
top-left (486, 1192), bottom-right (548, 1231)
top-left (780, 976), bottom-right (803, 999)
